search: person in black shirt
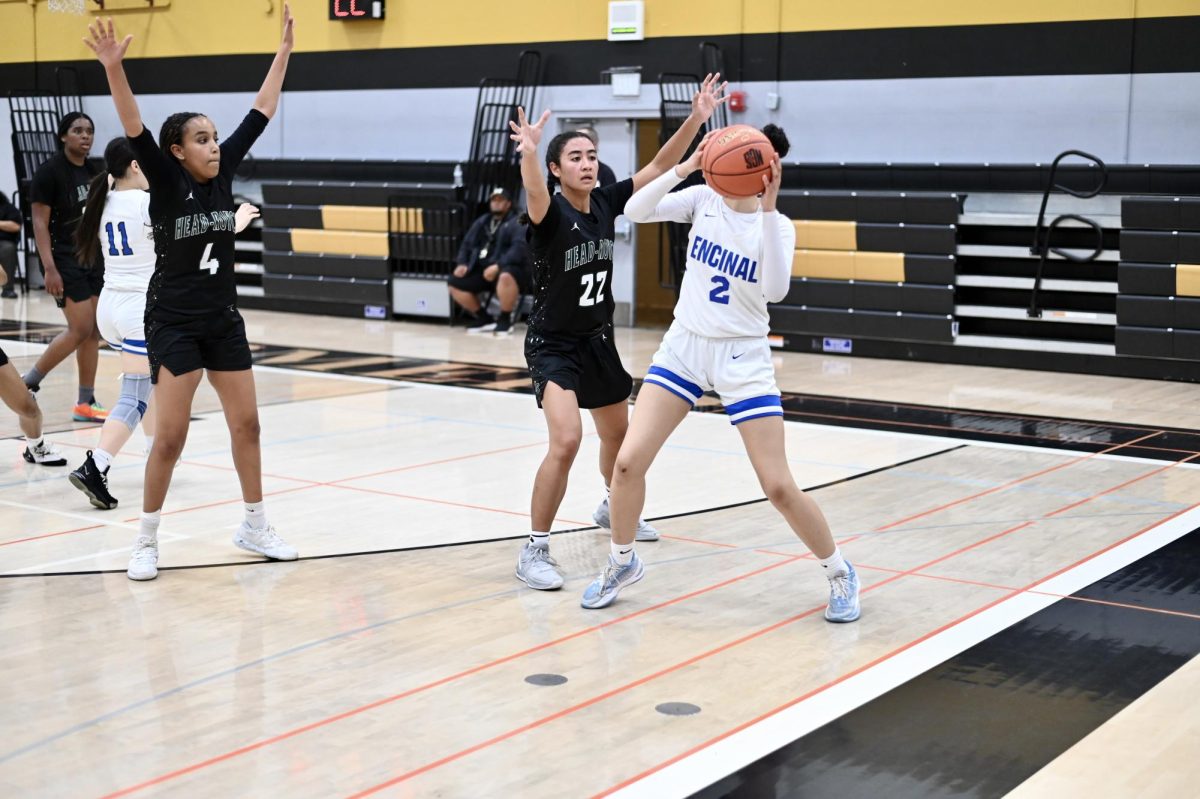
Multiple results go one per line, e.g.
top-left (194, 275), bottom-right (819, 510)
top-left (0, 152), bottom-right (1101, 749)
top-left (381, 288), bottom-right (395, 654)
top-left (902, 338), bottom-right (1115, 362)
top-left (87, 11), bottom-right (299, 581)
top-left (508, 74), bottom-right (728, 592)
top-left (25, 112), bottom-right (110, 422)
top-left (447, 187), bottom-right (529, 334)
top-left (575, 127), bottom-right (617, 187)
top-left (0, 190), bottom-right (21, 299)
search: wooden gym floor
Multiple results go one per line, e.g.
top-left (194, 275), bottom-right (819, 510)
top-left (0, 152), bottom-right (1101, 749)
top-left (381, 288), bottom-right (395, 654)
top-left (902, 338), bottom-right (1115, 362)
top-left (1, 294), bottom-right (1197, 798)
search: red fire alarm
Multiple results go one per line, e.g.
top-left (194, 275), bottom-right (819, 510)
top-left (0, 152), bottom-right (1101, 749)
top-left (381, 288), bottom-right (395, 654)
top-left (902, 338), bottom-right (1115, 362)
top-left (728, 90), bottom-right (747, 112)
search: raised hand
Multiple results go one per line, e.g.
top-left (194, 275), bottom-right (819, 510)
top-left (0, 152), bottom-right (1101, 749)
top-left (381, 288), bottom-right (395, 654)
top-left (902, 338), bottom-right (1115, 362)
top-left (83, 18), bottom-right (133, 68)
top-left (280, 2), bottom-right (294, 53)
top-left (760, 156), bottom-right (782, 212)
top-left (678, 130), bottom-right (718, 176)
top-left (235, 203), bottom-right (261, 234)
top-left (509, 107), bottom-right (551, 156)
top-left (691, 73), bottom-right (730, 123)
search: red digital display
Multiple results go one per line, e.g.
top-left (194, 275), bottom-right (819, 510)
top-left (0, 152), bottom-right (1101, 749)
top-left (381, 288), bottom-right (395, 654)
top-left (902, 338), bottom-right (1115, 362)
top-left (329, 0), bottom-right (384, 20)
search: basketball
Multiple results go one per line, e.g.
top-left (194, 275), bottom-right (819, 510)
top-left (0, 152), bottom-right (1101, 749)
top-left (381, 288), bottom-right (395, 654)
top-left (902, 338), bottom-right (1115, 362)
top-left (701, 125), bottom-right (773, 199)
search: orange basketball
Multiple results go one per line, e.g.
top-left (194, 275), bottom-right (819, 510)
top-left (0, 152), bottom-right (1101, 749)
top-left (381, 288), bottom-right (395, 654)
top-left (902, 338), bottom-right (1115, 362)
top-left (701, 125), bottom-right (773, 199)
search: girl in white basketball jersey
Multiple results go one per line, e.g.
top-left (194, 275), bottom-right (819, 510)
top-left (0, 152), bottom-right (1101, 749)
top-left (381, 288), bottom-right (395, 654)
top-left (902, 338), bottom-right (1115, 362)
top-left (582, 125), bottom-right (861, 622)
top-left (68, 137), bottom-right (257, 510)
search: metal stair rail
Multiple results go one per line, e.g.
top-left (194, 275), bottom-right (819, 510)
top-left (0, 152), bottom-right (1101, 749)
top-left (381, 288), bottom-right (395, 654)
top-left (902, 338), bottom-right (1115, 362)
top-left (463, 50), bottom-right (541, 217)
top-left (1027, 149), bottom-right (1107, 318)
top-left (8, 68), bottom-right (84, 287)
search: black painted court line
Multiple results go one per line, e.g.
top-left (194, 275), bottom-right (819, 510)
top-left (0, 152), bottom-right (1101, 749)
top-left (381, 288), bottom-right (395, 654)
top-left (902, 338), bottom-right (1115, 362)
top-left (0, 444), bottom-right (964, 578)
top-left (692, 527), bottom-right (1200, 799)
top-left (6, 326), bottom-right (1198, 460)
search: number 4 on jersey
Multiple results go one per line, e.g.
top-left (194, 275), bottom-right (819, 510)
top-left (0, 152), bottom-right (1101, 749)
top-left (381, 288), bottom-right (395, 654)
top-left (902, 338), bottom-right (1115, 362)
top-left (198, 242), bottom-right (219, 275)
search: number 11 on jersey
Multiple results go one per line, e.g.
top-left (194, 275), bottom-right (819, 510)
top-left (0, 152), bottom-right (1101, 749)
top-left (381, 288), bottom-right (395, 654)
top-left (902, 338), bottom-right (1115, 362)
top-left (198, 242), bottom-right (219, 275)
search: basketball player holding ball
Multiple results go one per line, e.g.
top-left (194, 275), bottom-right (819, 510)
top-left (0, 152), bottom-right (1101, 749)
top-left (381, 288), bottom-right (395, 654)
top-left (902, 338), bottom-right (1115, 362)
top-left (580, 124), bottom-right (861, 621)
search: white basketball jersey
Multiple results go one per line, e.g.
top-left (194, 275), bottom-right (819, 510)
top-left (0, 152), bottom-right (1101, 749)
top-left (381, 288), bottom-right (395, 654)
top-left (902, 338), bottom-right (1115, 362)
top-left (99, 189), bottom-right (155, 293)
top-left (662, 185), bottom-right (795, 338)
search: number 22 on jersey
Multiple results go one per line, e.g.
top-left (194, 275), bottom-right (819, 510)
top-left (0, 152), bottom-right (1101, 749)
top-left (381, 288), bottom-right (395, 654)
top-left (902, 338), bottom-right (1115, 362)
top-left (198, 242), bottom-right (219, 275)
top-left (579, 272), bottom-right (608, 306)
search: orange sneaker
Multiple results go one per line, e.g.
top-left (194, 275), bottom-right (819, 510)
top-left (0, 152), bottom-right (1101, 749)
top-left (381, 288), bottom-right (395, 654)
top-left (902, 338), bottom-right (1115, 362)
top-left (73, 402), bottom-right (108, 422)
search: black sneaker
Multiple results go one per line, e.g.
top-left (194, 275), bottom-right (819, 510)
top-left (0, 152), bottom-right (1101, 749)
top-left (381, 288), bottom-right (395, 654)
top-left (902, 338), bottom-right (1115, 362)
top-left (493, 313), bottom-right (514, 337)
top-left (69, 451), bottom-right (118, 510)
top-left (1, 288), bottom-right (16, 299)
top-left (465, 311), bottom-right (496, 335)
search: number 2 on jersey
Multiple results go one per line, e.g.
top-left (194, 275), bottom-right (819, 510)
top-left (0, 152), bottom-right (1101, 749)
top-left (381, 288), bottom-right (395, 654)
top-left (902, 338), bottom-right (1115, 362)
top-left (104, 222), bottom-right (133, 257)
top-left (579, 272), bottom-right (608, 306)
top-left (198, 242), bottom-right (219, 276)
top-left (709, 275), bottom-right (731, 304)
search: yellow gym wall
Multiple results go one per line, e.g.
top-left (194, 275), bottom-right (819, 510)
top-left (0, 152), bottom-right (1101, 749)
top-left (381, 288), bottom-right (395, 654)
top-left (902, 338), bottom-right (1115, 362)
top-left (1, 0), bottom-right (1197, 65)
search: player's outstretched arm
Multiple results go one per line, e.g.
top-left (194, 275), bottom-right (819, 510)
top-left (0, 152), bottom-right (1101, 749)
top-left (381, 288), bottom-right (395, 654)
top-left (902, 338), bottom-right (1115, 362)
top-left (633, 73), bottom-right (728, 191)
top-left (510, 107), bottom-right (552, 225)
top-left (84, 18), bottom-right (142, 138)
top-left (759, 157), bottom-right (792, 303)
top-left (253, 2), bottom-right (294, 120)
top-left (624, 130), bottom-right (716, 224)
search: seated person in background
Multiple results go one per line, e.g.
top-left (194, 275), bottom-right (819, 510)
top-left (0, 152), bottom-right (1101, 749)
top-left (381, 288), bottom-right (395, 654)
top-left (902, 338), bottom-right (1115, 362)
top-left (576, 126), bottom-right (618, 187)
top-left (448, 187), bottom-right (530, 336)
top-left (0, 190), bottom-right (20, 299)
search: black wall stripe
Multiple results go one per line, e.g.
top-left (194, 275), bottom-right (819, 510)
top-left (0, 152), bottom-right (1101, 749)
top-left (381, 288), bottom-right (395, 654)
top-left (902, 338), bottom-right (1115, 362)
top-left (3, 17), bottom-right (1198, 96)
top-left (693, 527), bottom-right (1200, 799)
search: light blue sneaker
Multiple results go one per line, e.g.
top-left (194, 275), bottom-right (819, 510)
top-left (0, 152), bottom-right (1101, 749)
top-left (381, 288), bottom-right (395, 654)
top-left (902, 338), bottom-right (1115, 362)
top-left (824, 562), bottom-right (861, 623)
top-left (593, 497), bottom-right (659, 542)
top-left (581, 552), bottom-right (645, 609)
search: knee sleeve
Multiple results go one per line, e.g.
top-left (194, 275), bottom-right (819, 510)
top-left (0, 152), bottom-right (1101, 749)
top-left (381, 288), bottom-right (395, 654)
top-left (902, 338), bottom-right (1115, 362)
top-left (110, 373), bottom-right (152, 432)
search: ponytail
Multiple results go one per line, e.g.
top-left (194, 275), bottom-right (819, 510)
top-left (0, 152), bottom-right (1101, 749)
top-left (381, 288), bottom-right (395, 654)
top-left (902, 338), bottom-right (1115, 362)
top-left (76, 137), bottom-right (139, 268)
top-left (75, 171), bottom-right (112, 268)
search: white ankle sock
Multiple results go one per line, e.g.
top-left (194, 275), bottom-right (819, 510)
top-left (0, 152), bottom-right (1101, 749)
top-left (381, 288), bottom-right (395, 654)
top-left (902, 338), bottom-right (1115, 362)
top-left (529, 532), bottom-right (550, 549)
top-left (819, 547), bottom-right (848, 577)
top-left (244, 501), bottom-right (266, 530)
top-left (140, 510), bottom-right (161, 541)
top-left (94, 449), bottom-right (113, 472)
top-left (25, 436), bottom-right (43, 451)
top-left (611, 540), bottom-right (634, 565)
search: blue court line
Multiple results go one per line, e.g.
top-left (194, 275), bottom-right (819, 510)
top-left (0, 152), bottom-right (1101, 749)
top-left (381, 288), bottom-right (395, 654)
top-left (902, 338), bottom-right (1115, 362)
top-left (0, 505), bottom-right (1178, 765)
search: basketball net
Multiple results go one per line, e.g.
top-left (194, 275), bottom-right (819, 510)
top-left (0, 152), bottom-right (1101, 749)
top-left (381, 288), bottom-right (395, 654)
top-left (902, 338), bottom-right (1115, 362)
top-left (47, 0), bottom-right (88, 14)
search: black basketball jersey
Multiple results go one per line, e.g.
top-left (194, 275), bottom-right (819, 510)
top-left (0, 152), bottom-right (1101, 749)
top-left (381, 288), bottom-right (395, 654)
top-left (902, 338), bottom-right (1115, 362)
top-left (128, 110), bottom-right (267, 318)
top-left (527, 179), bottom-right (633, 336)
top-left (29, 152), bottom-right (98, 257)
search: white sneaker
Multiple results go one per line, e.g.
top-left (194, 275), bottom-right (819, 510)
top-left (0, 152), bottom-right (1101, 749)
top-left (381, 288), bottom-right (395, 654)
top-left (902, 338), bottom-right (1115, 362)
top-left (593, 497), bottom-right (659, 542)
top-left (233, 523), bottom-right (298, 560)
top-left (127, 537), bottom-right (159, 581)
top-left (22, 440), bottom-right (67, 467)
top-left (516, 542), bottom-right (564, 590)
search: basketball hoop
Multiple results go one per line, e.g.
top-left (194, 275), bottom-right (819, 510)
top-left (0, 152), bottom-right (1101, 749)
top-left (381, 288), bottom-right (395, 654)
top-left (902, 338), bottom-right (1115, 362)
top-left (47, 0), bottom-right (88, 14)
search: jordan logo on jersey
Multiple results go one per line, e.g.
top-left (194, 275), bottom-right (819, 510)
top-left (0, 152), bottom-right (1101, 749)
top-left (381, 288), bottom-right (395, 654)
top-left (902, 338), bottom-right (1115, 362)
top-left (174, 210), bottom-right (236, 241)
top-left (563, 238), bottom-right (614, 272)
top-left (689, 235), bottom-right (758, 283)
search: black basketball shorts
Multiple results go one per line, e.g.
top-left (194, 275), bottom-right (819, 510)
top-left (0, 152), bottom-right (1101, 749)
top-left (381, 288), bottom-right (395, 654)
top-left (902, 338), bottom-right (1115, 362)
top-left (524, 324), bottom-right (632, 409)
top-left (145, 306), bottom-right (253, 383)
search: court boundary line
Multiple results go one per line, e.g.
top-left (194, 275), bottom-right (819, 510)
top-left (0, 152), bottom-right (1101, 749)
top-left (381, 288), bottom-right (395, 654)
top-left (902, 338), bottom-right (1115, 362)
top-left (90, 437), bottom-right (1189, 798)
top-left (0, 444), bottom-right (965, 578)
top-left (600, 503), bottom-right (1200, 799)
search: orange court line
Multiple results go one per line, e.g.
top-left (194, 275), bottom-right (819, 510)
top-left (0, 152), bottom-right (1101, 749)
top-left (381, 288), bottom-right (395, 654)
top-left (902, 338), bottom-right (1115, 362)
top-left (874, 430), bottom-right (1163, 532)
top-left (94, 555), bottom-right (805, 799)
top-left (854, 563), bottom-right (1200, 622)
top-left (346, 453), bottom-right (1196, 797)
top-left (93, 436), bottom-right (1188, 796)
top-left (591, 496), bottom-right (1200, 798)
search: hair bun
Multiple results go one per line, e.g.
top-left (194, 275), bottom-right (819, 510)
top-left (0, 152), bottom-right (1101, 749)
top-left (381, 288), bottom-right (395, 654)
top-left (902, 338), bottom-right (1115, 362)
top-left (761, 123), bottom-right (790, 159)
